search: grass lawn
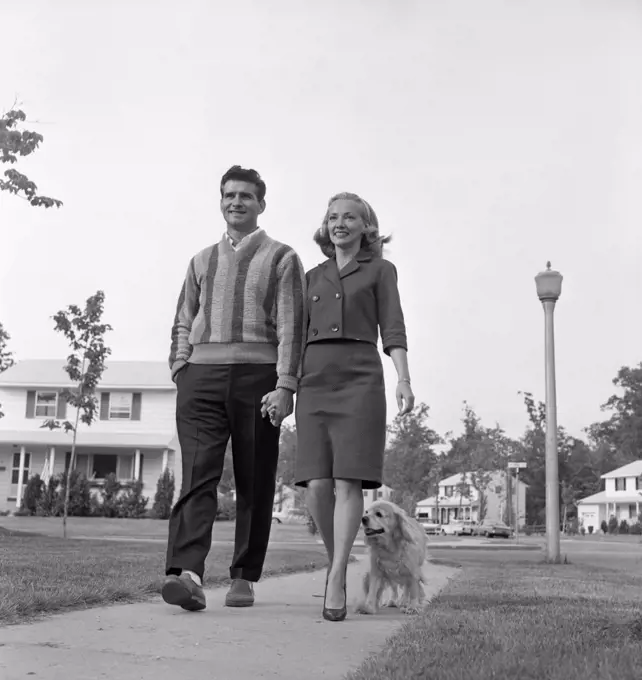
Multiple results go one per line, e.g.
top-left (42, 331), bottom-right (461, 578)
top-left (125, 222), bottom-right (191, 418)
top-left (0, 515), bottom-right (313, 542)
top-left (348, 556), bottom-right (642, 680)
top-left (0, 527), bottom-right (329, 626)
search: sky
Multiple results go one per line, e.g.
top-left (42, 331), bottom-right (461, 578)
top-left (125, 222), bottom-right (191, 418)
top-left (1, 0), bottom-right (641, 442)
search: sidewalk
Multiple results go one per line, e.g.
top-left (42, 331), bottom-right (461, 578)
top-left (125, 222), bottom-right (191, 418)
top-left (0, 557), bottom-right (458, 680)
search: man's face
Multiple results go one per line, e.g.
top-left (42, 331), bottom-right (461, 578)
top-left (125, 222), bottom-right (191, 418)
top-left (220, 180), bottom-right (265, 232)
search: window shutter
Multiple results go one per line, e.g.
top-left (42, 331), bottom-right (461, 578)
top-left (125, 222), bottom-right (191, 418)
top-left (25, 391), bottom-right (36, 418)
top-left (64, 451), bottom-right (71, 472)
top-left (138, 453), bottom-right (144, 481)
top-left (56, 393), bottom-right (67, 419)
top-left (131, 393), bottom-right (142, 421)
top-left (100, 392), bottom-right (110, 420)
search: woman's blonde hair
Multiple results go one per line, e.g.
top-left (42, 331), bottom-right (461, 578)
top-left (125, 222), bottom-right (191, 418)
top-left (314, 192), bottom-right (391, 259)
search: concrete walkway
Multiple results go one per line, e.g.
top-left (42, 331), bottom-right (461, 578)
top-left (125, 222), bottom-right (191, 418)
top-left (0, 557), bottom-right (458, 680)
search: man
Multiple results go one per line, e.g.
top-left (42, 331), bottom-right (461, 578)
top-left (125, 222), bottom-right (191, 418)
top-left (162, 165), bottom-right (306, 611)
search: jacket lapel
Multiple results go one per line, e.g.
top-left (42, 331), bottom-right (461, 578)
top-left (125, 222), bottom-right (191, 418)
top-left (321, 250), bottom-right (373, 287)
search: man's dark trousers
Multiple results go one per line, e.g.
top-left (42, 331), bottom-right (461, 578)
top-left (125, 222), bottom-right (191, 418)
top-left (166, 362), bottom-right (281, 582)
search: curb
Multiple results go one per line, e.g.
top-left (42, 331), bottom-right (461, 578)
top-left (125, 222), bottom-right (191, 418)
top-left (315, 539), bottom-right (542, 551)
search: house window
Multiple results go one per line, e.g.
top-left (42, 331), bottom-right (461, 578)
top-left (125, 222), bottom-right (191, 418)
top-left (11, 452), bottom-right (31, 484)
top-left (377, 490), bottom-right (383, 498)
top-left (35, 392), bottom-right (58, 418)
top-left (445, 486), bottom-right (454, 497)
top-left (91, 454), bottom-right (119, 479)
top-left (629, 505), bottom-right (637, 520)
top-left (109, 393), bottom-right (133, 420)
top-left (363, 490), bottom-right (368, 498)
top-left (615, 478), bottom-right (626, 491)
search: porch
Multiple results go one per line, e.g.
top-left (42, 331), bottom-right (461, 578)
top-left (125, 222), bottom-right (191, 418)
top-left (577, 494), bottom-right (641, 531)
top-left (0, 431), bottom-right (177, 512)
top-left (415, 497), bottom-right (476, 524)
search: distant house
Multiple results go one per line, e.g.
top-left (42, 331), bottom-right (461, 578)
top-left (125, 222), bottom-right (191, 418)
top-left (363, 484), bottom-right (393, 510)
top-left (576, 460), bottom-right (642, 531)
top-left (0, 359), bottom-right (178, 513)
top-left (273, 483), bottom-right (304, 514)
top-left (415, 471), bottom-right (528, 525)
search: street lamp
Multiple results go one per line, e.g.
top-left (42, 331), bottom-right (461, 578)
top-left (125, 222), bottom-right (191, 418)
top-left (535, 262), bottom-right (563, 563)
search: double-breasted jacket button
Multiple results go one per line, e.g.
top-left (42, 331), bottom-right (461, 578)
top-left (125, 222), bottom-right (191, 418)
top-left (312, 295), bottom-right (320, 302)
top-left (330, 324), bottom-right (339, 332)
top-left (311, 328), bottom-right (319, 336)
top-left (335, 292), bottom-right (341, 299)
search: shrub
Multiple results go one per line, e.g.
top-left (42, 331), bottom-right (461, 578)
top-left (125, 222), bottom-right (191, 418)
top-left (21, 474), bottom-right (44, 515)
top-left (580, 526), bottom-right (586, 535)
top-left (36, 476), bottom-right (59, 516)
top-left (216, 494), bottom-right (236, 521)
top-left (305, 509), bottom-right (318, 535)
top-left (118, 480), bottom-right (149, 518)
top-left (99, 473), bottom-right (122, 518)
top-left (630, 522), bottom-right (642, 535)
top-left (89, 493), bottom-right (103, 517)
top-left (588, 525), bottom-right (594, 534)
top-left (601, 520), bottom-right (608, 535)
top-left (618, 519), bottom-right (629, 534)
top-left (567, 518), bottom-right (579, 536)
top-left (55, 470), bottom-right (92, 517)
top-left (524, 525), bottom-right (533, 536)
top-left (151, 468), bottom-right (175, 520)
top-left (607, 516), bottom-right (618, 534)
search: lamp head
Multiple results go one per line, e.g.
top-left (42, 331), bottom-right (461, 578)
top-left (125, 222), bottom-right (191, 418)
top-left (535, 261), bottom-right (563, 302)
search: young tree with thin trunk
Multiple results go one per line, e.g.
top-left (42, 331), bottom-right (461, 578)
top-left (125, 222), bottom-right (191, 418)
top-left (1, 105), bottom-right (62, 208)
top-left (42, 291), bottom-right (112, 538)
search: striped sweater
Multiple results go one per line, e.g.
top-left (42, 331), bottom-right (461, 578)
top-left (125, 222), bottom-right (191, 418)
top-left (169, 229), bottom-right (306, 392)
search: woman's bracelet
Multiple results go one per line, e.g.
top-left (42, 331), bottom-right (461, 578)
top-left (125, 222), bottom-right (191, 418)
top-left (398, 378), bottom-right (411, 385)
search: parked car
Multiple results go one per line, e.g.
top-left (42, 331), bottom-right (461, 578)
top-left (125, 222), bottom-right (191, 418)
top-left (272, 509), bottom-right (306, 524)
top-left (420, 520), bottom-right (443, 535)
top-left (441, 520), bottom-right (476, 536)
top-left (415, 512), bottom-right (442, 535)
top-left (474, 519), bottom-right (513, 538)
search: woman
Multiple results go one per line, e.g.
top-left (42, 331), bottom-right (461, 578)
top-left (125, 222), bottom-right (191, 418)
top-left (294, 192), bottom-right (414, 622)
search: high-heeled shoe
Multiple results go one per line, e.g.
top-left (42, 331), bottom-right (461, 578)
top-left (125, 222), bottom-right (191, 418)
top-left (322, 568), bottom-right (347, 622)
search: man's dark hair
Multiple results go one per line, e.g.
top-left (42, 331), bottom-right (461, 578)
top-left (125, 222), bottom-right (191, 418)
top-left (220, 165), bottom-right (267, 203)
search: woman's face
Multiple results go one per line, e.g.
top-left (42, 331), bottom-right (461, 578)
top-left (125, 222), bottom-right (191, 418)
top-left (326, 199), bottom-right (366, 249)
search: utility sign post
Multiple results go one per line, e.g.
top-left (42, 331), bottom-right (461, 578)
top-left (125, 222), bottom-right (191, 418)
top-left (507, 462), bottom-right (528, 542)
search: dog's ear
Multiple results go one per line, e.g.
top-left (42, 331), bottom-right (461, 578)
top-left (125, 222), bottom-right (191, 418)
top-left (395, 507), bottom-right (417, 544)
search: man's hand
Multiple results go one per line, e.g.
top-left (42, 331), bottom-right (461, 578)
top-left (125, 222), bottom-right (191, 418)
top-left (260, 388), bottom-right (294, 427)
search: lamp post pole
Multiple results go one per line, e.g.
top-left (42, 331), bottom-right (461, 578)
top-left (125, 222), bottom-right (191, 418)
top-left (535, 262), bottom-right (563, 564)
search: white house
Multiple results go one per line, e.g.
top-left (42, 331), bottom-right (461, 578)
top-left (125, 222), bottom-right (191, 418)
top-left (576, 460), bottom-right (642, 532)
top-left (415, 470), bottom-right (528, 525)
top-left (363, 484), bottom-right (393, 510)
top-left (273, 483), bottom-right (305, 514)
top-left (0, 359), bottom-right (178, 513)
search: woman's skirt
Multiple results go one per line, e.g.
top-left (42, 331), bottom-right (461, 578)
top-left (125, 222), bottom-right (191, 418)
top-left (294, 340), bottom-right (387, 489)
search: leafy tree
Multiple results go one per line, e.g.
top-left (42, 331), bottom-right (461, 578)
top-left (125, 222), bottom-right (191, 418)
top-left (274, 423), bottom-right (303, 510)
top-left (383, 403), bottom-right (441, 514)
top-left (218, 440), bottom-right (235, 495)
top-left (0, 322), bottom-right (15, 419)
top-left (586, 363), bottom-right (642, 465)
top-left (0, 106), bottom-right (62, 208)
top-left (442, 402), bottom-right (519, 522)
top-left (41, 291), bottom-right (112, 538)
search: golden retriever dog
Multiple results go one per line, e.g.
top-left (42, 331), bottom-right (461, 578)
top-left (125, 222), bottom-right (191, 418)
top-left (355, 500), bottom-right (429, 616)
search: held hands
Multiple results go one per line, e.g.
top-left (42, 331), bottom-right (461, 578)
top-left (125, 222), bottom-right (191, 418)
top-left (260, 388), bottom-right (294, 428)
top-left (396, 379), bottom-right (415, 416)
